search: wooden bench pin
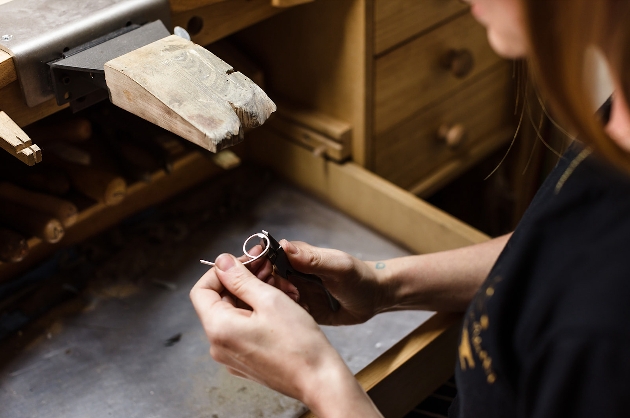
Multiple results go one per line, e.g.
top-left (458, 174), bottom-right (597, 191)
top-left (0, 111), bottom-right (42, 165)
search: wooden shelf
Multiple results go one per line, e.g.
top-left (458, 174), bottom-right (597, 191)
top-left (0, 150), bottom-right (224, 283)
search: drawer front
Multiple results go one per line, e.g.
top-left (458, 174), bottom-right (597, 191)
top-left (374, 64), bottom-right (513, 190)
top-left (374, 13), bottom-right (503, 136)
top-left (375, 0), bottom-right (468, 55)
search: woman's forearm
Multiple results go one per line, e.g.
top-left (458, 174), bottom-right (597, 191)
top-left (374, 233), bottom-right (512, 313)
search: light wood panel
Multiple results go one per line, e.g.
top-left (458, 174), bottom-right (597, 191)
top-left (375, 13), bottom-right (502, 136)
top-left (374, 0), bottom-right (467, 55)
top-left (374, 64), bottom-right (514, 190)
top-left (0, 51), bottom-right (16, 89)
top-left (234, 0), bottom-right (373, 166)
top-left (170, 0), bottom-right (227, 13)
top-left (300, 313), bottom-right (461, 418)
top-left (246, 127), bottom-right (488, 255)
top-left (172, 0), bottom-right (284, 47)
top-left (0, 81), bottom-right (67, 128)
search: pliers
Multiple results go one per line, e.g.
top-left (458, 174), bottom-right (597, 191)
top-left (261, 230), bottom-right (340, 312)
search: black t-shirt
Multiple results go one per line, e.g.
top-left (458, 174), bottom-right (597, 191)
top-left (449, 141), bottom-right (630, 417)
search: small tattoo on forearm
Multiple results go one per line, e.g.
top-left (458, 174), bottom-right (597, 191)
top-left (375, 262), bottom-right (386, 269)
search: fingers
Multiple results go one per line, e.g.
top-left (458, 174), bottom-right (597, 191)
top-left (280, 240), bottom-right (354, 278)
top-left (238, 244), bottom-right (274, 280)
top-left (190, 267), bottom-right (227, 318)
top-left (214, 253), bottom-right (279, 310)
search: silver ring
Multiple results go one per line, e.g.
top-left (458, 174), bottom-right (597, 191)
top-left (200, 233), bottom-right (270, 267)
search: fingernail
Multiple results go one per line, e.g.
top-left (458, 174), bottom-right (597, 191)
top-left (284, 240), bottom-right (298, 255)
top-left (287, 290), bottom-right (300, 303)
top-left (215, 254), bottom-right (236, 271)
top-left (287, 282), bottom-right (299, 295)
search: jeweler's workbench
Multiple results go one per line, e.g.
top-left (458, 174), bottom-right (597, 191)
top-left (0, 174), bottom-right (433, 418)
top-left (0, 0), bottom-right (504, 416)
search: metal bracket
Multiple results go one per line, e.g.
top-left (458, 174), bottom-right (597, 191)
top-left (49, 20), bottom-right (170, 112)
top-left (0, 0), bottom-right (171, 108)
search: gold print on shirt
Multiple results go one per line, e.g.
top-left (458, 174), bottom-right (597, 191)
top-left (458, 275), bottom-right (502, 384)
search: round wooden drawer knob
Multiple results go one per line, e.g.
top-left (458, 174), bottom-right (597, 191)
top-left (441, 49), bottom-right (475, 78)
top-left (437, 123), bottom-right (466, 148)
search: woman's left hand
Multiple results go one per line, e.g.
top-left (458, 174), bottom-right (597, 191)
top-left (190, 253), bottom-right (381, 416)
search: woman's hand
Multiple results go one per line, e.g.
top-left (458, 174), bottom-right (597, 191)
top-left (279, 240), bottom-right (393, 326)
top-left (190, 253), bottom-right (382, 417)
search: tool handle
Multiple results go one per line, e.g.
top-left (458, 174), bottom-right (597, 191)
top-left (287, 269), bottom-right (340, 312)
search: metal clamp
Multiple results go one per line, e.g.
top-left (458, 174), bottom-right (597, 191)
top-left (0, 0), bottom-right (171, 108)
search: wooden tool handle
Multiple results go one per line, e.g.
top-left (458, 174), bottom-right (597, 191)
top-left (46, 153), bottom-right (127, 206)
top-left (0, 182), bottom-right (78, 227)
top-left (63, 163), bottom-right (127, 206)
top-left (0, 200), bottom-right (65, 243)
top-left (0, 227), bottom-right (29, 263)
top-left (0, 163), bottom-right (71, 196)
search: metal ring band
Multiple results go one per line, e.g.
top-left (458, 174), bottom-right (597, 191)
top-left (200, 233), bottom-right (270, 267)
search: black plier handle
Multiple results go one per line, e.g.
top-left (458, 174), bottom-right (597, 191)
top-left (261, 230), bottom-right (340, 312)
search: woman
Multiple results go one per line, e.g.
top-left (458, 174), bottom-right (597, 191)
top-left (190, 0), bottom-right (630, 416)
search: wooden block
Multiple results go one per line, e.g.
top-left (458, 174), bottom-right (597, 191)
top-left (104, 35), bottom-right (276, 153)
top-left (0, 111), bottom-right (42, 165)
top-left (208, 39), bottom-right (266, 88)
top-left (0, 50), bottom-right (16, 90)
top-left (0, 81), bottom-right (68, 128)
top-left (266, 114), bottom-right (350, 162)
top-left (275, 100), bottom-right (352, 145)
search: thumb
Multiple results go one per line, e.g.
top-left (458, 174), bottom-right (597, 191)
top-left (214, 253), bottom-right (275, 308)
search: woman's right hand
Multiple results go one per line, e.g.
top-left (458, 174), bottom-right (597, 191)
top-left (279, 240), bottom-right (393, 325)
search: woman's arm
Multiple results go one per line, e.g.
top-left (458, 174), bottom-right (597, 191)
top-left (281, 233), bottom-right (511, 323)
top-left (377, 233), bottom-right (512, 312)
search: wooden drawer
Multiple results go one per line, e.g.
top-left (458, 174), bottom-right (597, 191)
top-left (374, 64), bottom-right (513, 190)
top-left (374, 12), bottom-right (503, 136)
top-left (374, 0), bottom-right (468, 55)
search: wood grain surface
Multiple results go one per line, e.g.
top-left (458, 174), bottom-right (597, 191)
top-left (375, 13), bottom-right (502, 136)
top-left (104, 35), bottom-right (275, 153)
top-left (374, 0), bottom-right (468, 55)
top-left (0, 51), bottom-right (16, 90)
